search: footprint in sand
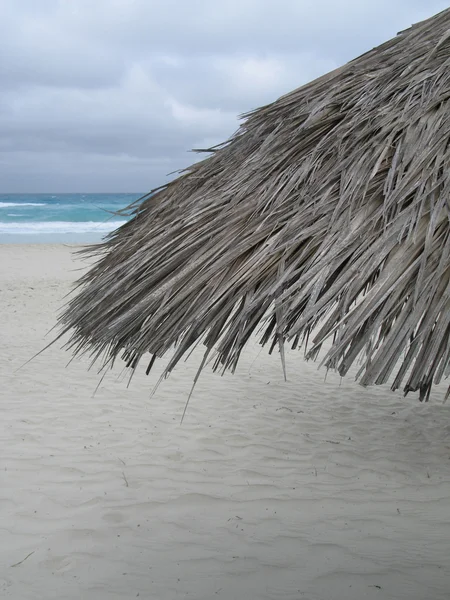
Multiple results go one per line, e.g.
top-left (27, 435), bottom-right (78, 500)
top-left (0, 578), bottom-right (12, 591)
top-left (41, 555), bottom-right (75, 573)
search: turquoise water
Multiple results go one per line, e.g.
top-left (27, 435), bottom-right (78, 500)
top-left (0, 193), bottom-right (143, 244)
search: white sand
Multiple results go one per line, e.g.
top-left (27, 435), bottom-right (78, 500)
top-left (1, 244), bottom-right (450, 600)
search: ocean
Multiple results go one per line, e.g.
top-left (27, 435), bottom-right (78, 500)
top-left (0, 193), bottom-right (143, 244)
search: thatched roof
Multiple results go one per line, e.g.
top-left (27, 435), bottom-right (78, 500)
top-left (60, 9), bottom-right (450, 401)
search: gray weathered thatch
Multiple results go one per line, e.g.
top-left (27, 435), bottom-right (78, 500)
top-left (59, 9), bottom-right (450, 401)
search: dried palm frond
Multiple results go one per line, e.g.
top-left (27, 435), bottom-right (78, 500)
top-left (59, 9), bottom-right (450, 401)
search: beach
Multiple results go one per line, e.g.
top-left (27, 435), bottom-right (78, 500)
top-left (1, 243), bottom-right (450, 600)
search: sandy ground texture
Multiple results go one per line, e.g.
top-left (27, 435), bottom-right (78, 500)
top-left (1, 243), bottom-right (450, 600)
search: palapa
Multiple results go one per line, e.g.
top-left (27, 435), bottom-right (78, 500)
top-left (59, 9), bottom-right (450, 401)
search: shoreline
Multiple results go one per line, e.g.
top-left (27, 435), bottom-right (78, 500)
top-left (0, 234), bottom-right (105, 245)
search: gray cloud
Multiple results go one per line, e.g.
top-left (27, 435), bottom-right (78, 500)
top-left (0, 0), bottom-right (447, 192)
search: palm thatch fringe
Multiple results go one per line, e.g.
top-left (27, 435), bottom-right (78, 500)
top-left (59, 9), bottom-right (450, 401)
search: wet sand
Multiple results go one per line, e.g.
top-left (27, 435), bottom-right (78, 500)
top-left (1, 244), bottom-right (450, 600)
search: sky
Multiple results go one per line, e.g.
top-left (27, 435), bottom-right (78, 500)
top-left (0, 0), bottom-right (447, 193)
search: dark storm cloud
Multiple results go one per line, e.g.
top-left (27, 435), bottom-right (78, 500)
top-left (0, 0), bottom-right (447, 192)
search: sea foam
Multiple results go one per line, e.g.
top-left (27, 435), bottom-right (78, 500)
top-left (0, 202), bottom-right (47, 208)
top-left (0, 221), bottom-right (126, 234)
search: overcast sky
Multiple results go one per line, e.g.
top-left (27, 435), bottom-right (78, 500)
top-left (0, 0), bottom-right (447, 193)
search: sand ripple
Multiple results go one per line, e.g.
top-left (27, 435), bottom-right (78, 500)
top-left (1, 245), bottom-right (450, 599)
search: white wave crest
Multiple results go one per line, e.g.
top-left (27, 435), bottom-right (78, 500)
top-left (0, 202), bottom-right (47, 208)
top-left (0, 220), bottom-right (126, 234)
